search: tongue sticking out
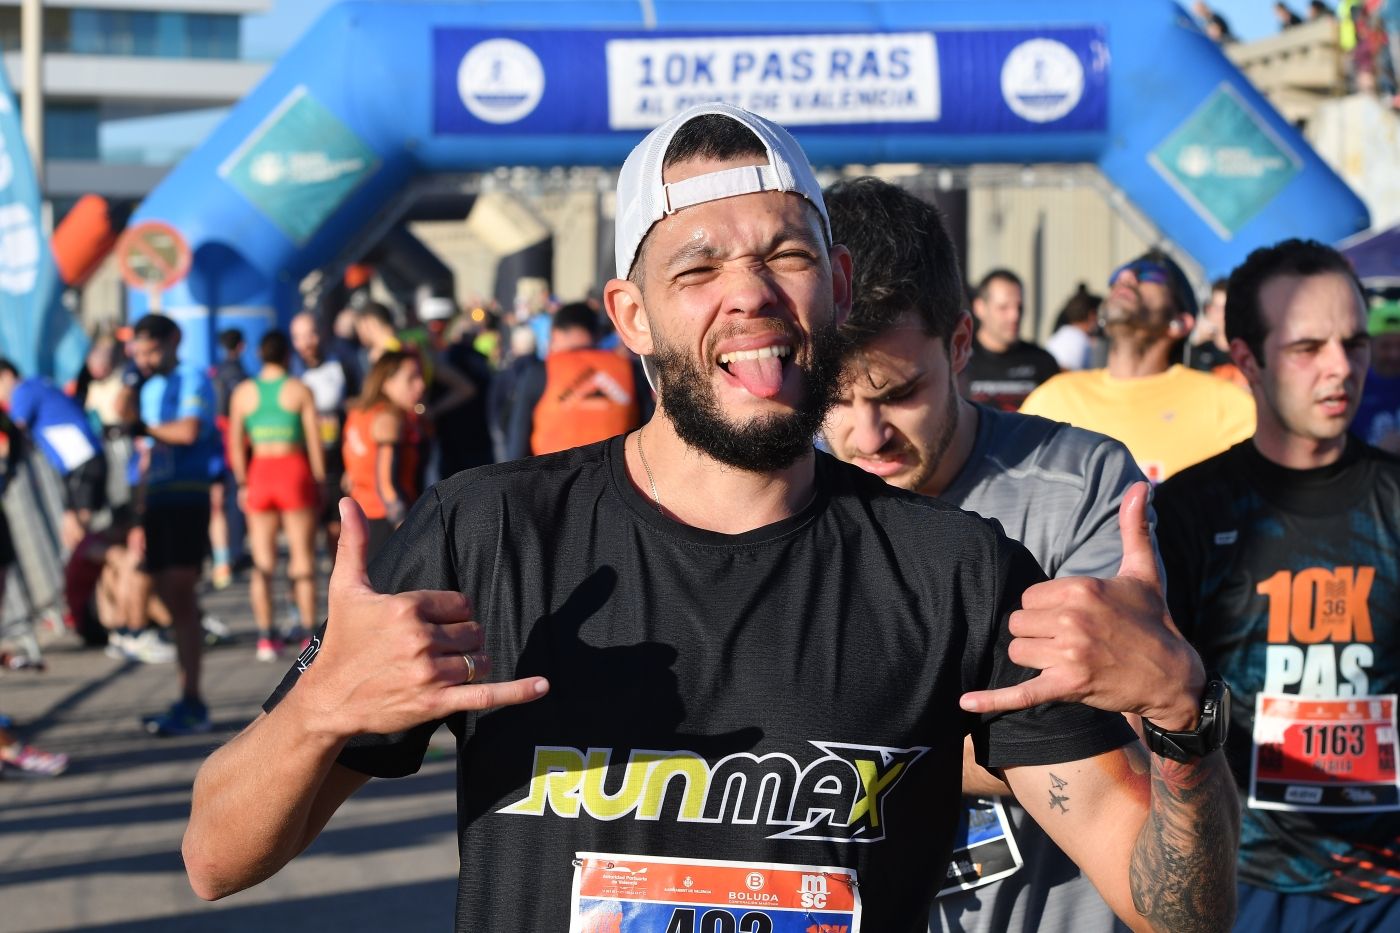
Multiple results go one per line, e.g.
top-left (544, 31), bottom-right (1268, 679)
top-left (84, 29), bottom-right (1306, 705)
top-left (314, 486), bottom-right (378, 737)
top-left (727, 355), bottom-right (785, 399)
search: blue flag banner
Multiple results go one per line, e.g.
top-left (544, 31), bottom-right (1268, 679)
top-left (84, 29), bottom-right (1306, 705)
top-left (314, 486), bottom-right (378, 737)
top-left (0, 69), bottom-right (85, 382)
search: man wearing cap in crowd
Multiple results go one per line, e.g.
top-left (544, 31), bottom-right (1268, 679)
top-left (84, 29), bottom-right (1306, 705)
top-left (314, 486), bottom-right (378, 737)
top-left (1022, 250), bottom-right (1256, 483)
top-left (1353, 301), bottom-right (1400, 454)
top-left (182, 103), bottom-right (1239, 931)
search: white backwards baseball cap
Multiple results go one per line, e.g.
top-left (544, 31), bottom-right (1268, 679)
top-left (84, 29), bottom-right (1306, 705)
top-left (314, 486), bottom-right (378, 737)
top-left (613, 102), bottom-right (830, 281)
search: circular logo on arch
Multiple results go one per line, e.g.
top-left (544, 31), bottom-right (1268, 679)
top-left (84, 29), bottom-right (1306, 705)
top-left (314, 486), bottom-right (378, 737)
top-left (1000, 39), bottom-right (1085, 124)
top-left (457, 38), bottom-right (545, 125)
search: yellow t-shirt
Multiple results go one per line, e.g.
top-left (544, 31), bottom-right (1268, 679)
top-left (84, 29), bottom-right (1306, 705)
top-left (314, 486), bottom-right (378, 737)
top-left (1020, 364), bottom-right (1256, 483)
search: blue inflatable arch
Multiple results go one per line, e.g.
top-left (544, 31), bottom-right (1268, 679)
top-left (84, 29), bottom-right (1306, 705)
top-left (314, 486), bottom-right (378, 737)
top-left (130, 0), bottom-right (1370, 367)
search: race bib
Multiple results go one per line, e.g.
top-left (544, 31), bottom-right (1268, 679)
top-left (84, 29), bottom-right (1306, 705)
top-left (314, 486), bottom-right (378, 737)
top-left (1249, 693), bottom-right (1400, 812)
top-left (570, 852), bottom-right (860, 933)
top-left (937, 796), bottom-right (1023, 897)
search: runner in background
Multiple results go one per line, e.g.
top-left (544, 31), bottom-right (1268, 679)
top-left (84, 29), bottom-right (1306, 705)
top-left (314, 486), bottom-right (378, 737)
top-left (1044, 284), bottom-right (1100, 372)
top-left (208, 329), bottom-right (247, 590)
top-left (1156, 239), bottom-right (1400, 931)
top-left (1353, 301), bottom-right (1400, 453)
top-left (227, 331), bottom-right (325, 663)
top-left (290, 311), bottom-right (352, 561)
top-left (0, 360), bottom-right (108, 550)
top-left (822, 177), bottom-right (1150, 933)
top-left (1021, 249), bottom-right (1256, 483)
top-left (505, 302), bottom-right (641, 457)
top-left (123, 314), bottom-right (222, 737)
top-left (420, 297), bottom-right (495, 477)
top-left (341, 351), bottom-right (424, 560)
top-left (963, 269), bottom-right (1059, 411)
top-left (488, 325), bottom-right (543, 462)
top-left (0, 408), bottom-right (68, 778)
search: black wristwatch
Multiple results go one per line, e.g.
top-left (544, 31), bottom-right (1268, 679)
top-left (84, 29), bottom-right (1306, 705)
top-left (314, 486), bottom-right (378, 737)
top-left (1142, 676), bottom-right (1231, 763)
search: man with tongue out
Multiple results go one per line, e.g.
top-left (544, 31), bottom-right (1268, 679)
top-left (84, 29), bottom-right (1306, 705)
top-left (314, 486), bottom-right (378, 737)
top-left (184, 104), bottom-right (1235, 933)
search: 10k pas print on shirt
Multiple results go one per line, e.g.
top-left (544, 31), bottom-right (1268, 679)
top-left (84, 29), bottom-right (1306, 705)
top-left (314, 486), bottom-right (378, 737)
top-left (268, 438), bottom-right (1134, 932)
top-left (1157, 439), bottom-right (1400, 901)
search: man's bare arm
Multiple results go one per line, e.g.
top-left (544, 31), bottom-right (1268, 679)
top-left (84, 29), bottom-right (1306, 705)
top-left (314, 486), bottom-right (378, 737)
top-left (1005, 744), bottom-right (1238, 932)
top-left (1129, 748), bottom-right (1239, 929)
top-left (183, 711), bottom-right (367, 899)
top-left (182, 499), bottom-right (548, 899)
top-left (965, 483), bottom-right (1239, 928)
top-left (961, 734), bottom-right (1012, 797)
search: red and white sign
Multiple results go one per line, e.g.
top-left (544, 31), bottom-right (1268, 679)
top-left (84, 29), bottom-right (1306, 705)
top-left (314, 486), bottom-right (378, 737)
top-left (116, 220), bottom-right (191, 292)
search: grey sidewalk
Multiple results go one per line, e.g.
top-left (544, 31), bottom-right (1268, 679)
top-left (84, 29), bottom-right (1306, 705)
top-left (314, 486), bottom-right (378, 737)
top-left (0, 576), bottom-right (460, 932)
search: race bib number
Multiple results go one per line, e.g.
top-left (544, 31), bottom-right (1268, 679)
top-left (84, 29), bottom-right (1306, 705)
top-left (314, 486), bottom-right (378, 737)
top-left (937, 796), bottom-right (1023, 897)
top-left (1249, 693), bottom-right (1400, 812)
top-left (570, 852), bottom-right (860, 933)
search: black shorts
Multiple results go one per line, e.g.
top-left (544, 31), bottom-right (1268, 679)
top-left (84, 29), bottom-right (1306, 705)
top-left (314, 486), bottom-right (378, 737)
top-left (141, 501), bottom-right (212, 574)
top-left (64, 455), bottom-right (108, 514)
top-left (0, 508), bottom-right (14, 569)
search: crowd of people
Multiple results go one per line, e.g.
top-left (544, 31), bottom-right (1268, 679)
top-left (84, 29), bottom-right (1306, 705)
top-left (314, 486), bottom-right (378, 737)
top-left (0, 281), bottom-right (654, 746)
top-left (1195, 0), bottom-right (1400, 104)
top-left (2, 99), bottom-right (1400, 930)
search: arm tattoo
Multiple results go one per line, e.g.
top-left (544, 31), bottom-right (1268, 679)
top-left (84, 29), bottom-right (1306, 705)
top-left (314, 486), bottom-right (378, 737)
top-left (1048, 773), bottom-right (1070, 813)
top-left (1128, 753), bottom-right (1240, 932)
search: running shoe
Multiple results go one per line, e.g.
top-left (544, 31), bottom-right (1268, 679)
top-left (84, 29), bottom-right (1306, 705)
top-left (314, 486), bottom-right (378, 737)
top-left (211, 563), bottom-right (233, 590)
top-left (202, 614), bottom-right (234, 647)
top-left (255, 636), bottom-right (282, 662)
top-left (143, 698), bottom-right (211, 737)
top-left (107, 629), bottom-right (176, 664)
top-left (0, 743), bottom-right (69, 778)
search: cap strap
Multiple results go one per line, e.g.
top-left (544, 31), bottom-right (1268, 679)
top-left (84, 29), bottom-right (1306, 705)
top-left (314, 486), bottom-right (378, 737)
top-left (662, 164), bottom-right (782, 215)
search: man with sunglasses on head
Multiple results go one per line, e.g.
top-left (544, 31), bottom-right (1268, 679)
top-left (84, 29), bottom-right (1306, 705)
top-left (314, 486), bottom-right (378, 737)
top-left (1021, 251), bottom-right (1255, 483)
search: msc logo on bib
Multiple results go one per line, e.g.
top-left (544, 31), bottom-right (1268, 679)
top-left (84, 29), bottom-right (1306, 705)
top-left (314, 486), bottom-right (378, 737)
top-left (457, 38), bottom-right (545, 124)
top-left (500, 741), bottom-right (928, 844)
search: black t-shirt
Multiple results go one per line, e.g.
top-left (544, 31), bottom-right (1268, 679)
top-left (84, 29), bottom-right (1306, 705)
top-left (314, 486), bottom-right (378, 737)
top-left (1157, 438), bottom-right (1400, 900)
top-left (965, 342), bottom-right (1060, 412)
top-left (268, 437), bottom-right (1133, 931)
top-left (1187, 341), bottom-right (1231, 373)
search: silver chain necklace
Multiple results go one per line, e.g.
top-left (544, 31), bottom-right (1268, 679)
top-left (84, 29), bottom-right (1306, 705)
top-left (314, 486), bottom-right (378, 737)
top-left (635, 429), bottom-right (661, 507)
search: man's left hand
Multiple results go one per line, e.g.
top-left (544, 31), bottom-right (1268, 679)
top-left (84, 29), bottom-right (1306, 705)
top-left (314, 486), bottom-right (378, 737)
top-left (960, 481), bottom-right (1205, 731)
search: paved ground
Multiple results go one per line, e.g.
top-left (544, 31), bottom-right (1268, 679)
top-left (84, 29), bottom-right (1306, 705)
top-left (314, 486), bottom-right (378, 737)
top-left (0, 574), bottom-right (461, 932)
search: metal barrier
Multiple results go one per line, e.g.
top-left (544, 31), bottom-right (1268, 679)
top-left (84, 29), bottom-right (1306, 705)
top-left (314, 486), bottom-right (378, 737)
top-left (1, 449), bottom-right (67, 661)
top-left (1, 435), bottom-right (134, 661)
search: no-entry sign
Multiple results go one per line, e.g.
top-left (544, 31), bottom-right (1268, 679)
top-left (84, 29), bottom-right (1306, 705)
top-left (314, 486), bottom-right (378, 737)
top-left (117, 221), bottom-right (191, 292)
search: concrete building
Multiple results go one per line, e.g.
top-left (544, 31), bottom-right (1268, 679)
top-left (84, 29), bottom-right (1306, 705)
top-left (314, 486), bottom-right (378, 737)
top-left (1, 0), bottom-right (269, 203)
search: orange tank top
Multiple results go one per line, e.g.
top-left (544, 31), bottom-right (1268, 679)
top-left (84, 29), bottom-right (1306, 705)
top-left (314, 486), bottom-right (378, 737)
top-left (343, 403), bottom-right (420, 519)
top-left (531, 349), bottom-right (640, 455)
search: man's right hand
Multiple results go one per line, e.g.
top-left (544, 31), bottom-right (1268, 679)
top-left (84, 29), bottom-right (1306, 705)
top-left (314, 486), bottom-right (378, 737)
top-left (297, 498), bottom-right (549, 739)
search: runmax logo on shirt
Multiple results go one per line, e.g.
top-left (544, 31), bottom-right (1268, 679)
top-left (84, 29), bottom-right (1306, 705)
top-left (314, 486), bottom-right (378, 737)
top-left (499, 741), bottom-right (928, 843)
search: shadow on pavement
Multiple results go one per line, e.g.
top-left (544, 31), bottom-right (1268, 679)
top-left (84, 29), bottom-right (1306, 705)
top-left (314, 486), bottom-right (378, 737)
top-left (66, 878), bottom-right (456, 932)
top-left (0, 792), bottom-right (456, 887)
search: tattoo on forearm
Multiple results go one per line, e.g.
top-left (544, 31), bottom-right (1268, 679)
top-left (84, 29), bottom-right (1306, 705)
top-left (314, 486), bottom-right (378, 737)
top-left (1048, 772), bottom-right (1070, 813)
top-left (1128, 754), bottom-right (1240, 932)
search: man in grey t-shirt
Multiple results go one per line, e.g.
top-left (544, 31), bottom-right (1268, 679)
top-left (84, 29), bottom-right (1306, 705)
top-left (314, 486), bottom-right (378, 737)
top-left (822, 177), bottom-right (1165, 932)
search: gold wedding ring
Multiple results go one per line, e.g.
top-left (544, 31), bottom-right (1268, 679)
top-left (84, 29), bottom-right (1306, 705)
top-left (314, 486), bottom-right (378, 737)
top-left (462, 653), bottom-right (477, 684)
